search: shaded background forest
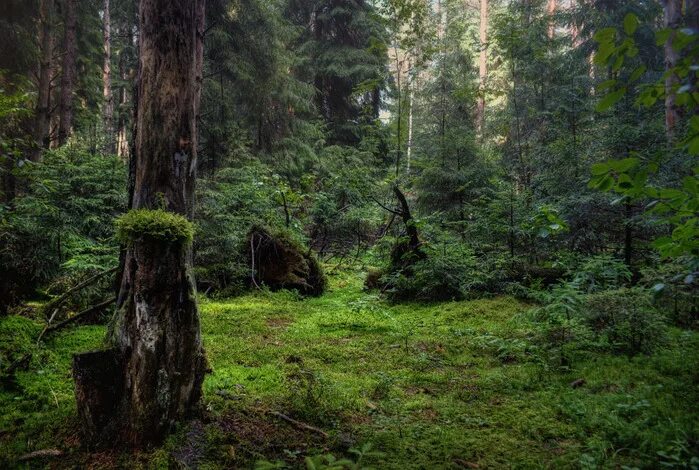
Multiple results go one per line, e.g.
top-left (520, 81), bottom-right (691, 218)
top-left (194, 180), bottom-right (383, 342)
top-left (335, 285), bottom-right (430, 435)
top-left (1, 0), bottom-right (695, 317)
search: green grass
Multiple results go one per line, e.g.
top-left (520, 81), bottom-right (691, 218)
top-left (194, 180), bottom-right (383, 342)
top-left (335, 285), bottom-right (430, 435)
top-left (1, 268), bottom-right (698, 469)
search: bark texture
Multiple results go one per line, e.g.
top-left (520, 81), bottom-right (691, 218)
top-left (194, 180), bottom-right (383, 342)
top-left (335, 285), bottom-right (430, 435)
top-left (546, 0), bottom-right (556, 39)
top-left (73, 0), bottom-right (206, 448)
top-left (34, 0), bottom-right (53, 161)
top-left (103, 0), bottom-right (114, 153)
top-left (58, 0), bottom-right (77, 145)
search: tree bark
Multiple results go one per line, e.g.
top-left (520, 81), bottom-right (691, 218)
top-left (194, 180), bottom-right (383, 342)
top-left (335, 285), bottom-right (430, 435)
top-left (661, 0), bottom-right (682, 141)
top-left (58, 0), bottom-right (77, 145)
top-left (73, 0), bottom-right (206, 448)
top-left (546, 0), bottom-right (556, 39)
top-left (476, 0), bottom-right (488, 137)
top-left (406, 75), bottom-right (414, 173)
top-left (687, 0), bottom-right (699, 30)
top-left (33, 0), bottom-right (53, 161)
top-left (116, 24), bottom-right (131, 159)
top-left (103, 0), bottom-right (114, 153)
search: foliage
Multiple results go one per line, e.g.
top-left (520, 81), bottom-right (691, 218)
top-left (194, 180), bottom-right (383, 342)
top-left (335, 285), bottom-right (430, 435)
top-left (1, 146), bottom-right (125, 312)
top-left (568, 254), bottom-right (632, 293)
top-left (584, 287), bottom-right (668, 355)
top-left (591, 13), bottom-right (699, 268)
top-left (379, 240), bottom-right (507, 301)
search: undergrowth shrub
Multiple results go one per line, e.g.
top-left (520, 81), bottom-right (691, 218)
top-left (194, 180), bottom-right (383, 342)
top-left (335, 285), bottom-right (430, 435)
top-left (640, 259), bottom-right (699, 329)
top-left (568, 254), bottom-right (632, 293)
top-left (584, 288), bottom-right (668, 355)
top-left (1, 146), bottom-right (125, 313)
top-left (283, 365), bottom-right (348, 426)
top-left (531, 286), bottom-right (596, 368)
top-left (378, 244), bottom-right (507, 301)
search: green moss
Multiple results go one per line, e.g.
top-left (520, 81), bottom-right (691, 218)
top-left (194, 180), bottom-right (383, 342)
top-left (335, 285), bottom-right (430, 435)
top-left (1, 271), bottom-right (698, 468)
top-left (115, 208), bottom-right (194, 244)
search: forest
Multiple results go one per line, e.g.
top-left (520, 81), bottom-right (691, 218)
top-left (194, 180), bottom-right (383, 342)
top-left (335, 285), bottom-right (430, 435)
top-left (0, 0), bottom-right (698, 468)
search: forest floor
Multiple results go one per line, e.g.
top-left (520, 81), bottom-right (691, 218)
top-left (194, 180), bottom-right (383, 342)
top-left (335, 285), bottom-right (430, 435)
top-left (1, 268), bottom-right (698, 469)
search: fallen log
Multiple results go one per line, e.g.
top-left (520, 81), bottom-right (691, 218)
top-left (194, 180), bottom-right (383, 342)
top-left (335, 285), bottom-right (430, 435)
top-left (38, 297), bottom-right (116, 342)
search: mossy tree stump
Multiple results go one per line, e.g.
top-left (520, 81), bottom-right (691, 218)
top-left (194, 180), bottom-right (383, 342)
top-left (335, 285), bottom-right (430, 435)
top-left (72, 0), bottom-right (206, 448)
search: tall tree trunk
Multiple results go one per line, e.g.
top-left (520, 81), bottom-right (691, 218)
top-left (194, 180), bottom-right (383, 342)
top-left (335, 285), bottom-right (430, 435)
top-left (116, 23), bottom-right (132, 159)
top-left (58, 0), bottom-right (77, 145)
top-left (406, 73), bottom-right (414, 174)
top-left (116, 50), bottom-right (129, 158)
top-left (685, 0), bottom-right (699, 116)
top-left (103, 0), bottom-right (114, 153)
top-left (73, 0), bottom-right (206, 447)
top-left (476, 0), bottom-right (488, 137)
top-left (662, 0), bottom-right (682, 141)
top-left (546, 0), bottom-right (556, 39)
top-left (33, 0), bottom-right (53, 161)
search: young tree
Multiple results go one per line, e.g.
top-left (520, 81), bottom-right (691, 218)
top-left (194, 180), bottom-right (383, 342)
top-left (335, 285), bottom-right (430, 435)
top-left (73, 0), bottom-right (206, 447)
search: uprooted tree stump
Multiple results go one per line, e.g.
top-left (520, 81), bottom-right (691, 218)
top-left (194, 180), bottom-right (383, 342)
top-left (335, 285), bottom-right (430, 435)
top-left (247, 226), bottom-right (326, 296)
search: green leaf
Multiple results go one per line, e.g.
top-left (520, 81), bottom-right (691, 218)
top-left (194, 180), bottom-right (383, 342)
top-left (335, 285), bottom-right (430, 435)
top-left (596, 88), bottom-right (626, 112)
top-left (598, 175), bottom-right (614, 191)
top-left (628, 65), bottom-right (646, 82)
top-left (617, 173), bottom-right (634, 190)
top-left (608, 157), bottom-right (639, 172)
top-left (656, 28), bottom-right (671, 46)
top-left (623, 13), bottom-right (639, 36)
top-left (591, 163), bottom-right (610, 176)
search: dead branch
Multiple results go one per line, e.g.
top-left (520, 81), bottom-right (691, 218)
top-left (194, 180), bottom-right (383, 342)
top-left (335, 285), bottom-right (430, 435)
top-left (17, 449), bottom-right (63, 461)
top-left (268, 411), bottom-right (329, 438)
top-left (371, 196), bottom-right (402, 216)
top-left (38, 297), bottom-right (116, 341)
top-left (43, 266), bottom-right (118, 317)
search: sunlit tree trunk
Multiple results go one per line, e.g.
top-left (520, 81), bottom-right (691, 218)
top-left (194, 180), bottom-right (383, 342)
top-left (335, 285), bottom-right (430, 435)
top-left (58, 0), bottom-right (77, 145)
top-left (103, 0), bottom-right (114, 153)
top-left (546, 0), bottom-right (556, 39)
top-left (661, 0), bottom-right (682, 141)
top-left (73, 0), bottom-right (206, 447)
top-left (33, 0), bottom-right (53, 161)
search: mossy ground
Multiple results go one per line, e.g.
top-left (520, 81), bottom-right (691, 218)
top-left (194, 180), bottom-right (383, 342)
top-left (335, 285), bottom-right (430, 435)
top-left (1, 269), bottom-right (698, 469)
